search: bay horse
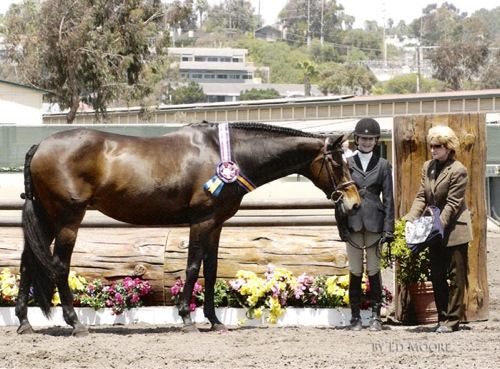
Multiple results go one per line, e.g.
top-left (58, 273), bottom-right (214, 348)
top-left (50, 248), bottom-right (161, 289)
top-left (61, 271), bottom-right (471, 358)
top-left (16, 121), bottom-right (361, 336)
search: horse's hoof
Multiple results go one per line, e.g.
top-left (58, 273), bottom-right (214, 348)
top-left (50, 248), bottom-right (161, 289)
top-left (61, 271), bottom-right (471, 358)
top-left (211, 323), bottom-right (228, 332)
top-left (17, 323), bottom-right (34, 335)
top-left (72, 324), bottom-right (89, 337)
top-left (181, 324), bottom-right (199, 333)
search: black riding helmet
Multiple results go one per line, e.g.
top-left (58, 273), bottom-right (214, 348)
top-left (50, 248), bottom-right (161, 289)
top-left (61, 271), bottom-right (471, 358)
top-left (354, 118), bottom-right (381, 138)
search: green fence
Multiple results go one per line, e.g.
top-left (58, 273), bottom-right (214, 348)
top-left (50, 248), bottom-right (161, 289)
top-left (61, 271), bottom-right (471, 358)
top-left (0, 124), bottom-right (182, 168)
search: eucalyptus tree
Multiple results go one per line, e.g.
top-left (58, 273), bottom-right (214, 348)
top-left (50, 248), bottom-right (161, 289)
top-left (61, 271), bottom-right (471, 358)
top-left (278, 0), bottom-right (352, 46)
top-left (204, 0), bottom-right (260, 33)
top-left (3, 0), bottom-right (180, 123)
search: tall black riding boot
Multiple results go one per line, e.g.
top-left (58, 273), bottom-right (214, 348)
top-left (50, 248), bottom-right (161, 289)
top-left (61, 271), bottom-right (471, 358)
top-left (349, 273), bottom-right (363, 331)
top-left (369, 272), bottom-right (383, 331)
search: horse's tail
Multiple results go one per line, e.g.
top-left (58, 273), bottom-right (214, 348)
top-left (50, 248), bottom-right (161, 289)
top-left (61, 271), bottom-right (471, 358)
top-left (20, 144), bottom-right (56, 317)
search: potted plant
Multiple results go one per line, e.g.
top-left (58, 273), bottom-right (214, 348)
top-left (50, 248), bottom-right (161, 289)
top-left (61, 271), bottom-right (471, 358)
top-left (381, 220), bottom-right (436, 324)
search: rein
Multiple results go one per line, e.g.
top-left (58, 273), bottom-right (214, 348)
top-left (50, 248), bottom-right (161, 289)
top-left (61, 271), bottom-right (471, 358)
top-left (320, 139), bottom-right (356, 204)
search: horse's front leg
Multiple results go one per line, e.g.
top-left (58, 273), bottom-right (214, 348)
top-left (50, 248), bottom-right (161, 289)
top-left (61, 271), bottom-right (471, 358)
top-left (202, 225), bottom-right (226, 331)
top-left (179, 224), bottom-right (205, 332)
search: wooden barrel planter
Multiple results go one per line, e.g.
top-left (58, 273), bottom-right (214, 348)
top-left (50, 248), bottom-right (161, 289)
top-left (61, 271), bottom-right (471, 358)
top-left (408, 281), bottom-right (438, 324)
top-left (1, 226), bottom-right (347, 306)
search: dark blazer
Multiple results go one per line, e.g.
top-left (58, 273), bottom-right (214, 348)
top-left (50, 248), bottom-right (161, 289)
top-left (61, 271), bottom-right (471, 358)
top-left (346, 154), bottom-right (394, 234)
top-left (405, 158), bottom-right (473, 247)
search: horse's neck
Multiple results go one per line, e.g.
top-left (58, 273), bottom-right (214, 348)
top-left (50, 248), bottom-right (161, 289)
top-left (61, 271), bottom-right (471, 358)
top-left (234, 134), bottom-right (321, 186)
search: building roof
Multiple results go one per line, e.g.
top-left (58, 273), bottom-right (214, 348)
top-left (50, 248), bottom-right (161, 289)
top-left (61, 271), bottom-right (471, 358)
top-left (0, 79), bottom-right (48, 93)
top-left (270, 117), bottom-right (394, 136)
top-left (179, 61), bottom-right (254, 72)
top-left (199, 82), bottom-right (322, 97)
top-left (168, 47), bottom-right (247, 57)
top-left (255, 24), bottom-right (281, 32)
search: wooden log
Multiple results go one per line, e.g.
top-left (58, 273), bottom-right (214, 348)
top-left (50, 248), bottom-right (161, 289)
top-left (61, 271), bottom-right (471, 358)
top-left (0, 227), bottom-right (167, 306)
top-left (163, 226), bottom-right (347, 303)
top-left (393, 113), bottom-right (488, 322)
top-left (1, 226), bottom-right (347, 306)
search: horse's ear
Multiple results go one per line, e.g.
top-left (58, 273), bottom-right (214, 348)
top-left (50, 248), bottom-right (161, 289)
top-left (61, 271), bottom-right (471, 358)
top-left (328, 134), bottom-right (346, 148)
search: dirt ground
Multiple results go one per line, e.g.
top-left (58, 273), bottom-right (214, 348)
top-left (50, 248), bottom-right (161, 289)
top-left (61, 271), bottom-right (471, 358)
top-left (0, 223), bottom-right (497, 369)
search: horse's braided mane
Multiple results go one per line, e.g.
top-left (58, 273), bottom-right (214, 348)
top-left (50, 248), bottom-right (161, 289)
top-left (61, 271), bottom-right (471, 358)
top-left (189, 121), bottom-right (325, 138)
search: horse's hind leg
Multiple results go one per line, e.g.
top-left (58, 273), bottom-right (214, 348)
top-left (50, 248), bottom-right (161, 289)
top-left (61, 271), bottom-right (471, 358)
top-left (16, 249), bottom-right (36, 334)
top-left (53, 220), bottom-right (88, 337)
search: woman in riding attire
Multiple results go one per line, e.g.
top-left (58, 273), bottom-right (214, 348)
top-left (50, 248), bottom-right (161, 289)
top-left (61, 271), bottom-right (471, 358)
top-left (403, 125), bottom-right (472, 333)
top-left (339, 118), bottom-right (395, 331)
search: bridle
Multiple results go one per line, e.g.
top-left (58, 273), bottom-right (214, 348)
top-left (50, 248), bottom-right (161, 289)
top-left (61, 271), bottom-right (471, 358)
top-left (319, 139), bottom-right (356, 204)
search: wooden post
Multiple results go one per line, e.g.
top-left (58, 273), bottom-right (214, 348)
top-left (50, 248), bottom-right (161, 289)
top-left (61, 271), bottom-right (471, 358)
top-left (393, 113), bottom-right (488, 322)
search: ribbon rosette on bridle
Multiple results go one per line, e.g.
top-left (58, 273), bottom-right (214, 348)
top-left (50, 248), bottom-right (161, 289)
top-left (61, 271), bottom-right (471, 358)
top-left (204, 123), bottom-right (256, 197)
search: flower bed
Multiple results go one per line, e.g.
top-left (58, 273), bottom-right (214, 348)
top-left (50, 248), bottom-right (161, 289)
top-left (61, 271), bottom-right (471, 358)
top-left (0, 268), bottom-right (152, 314)
top-left (1, 265), bottom-right (391, 326)
top-left (170, 264), bottom-right (392, 324)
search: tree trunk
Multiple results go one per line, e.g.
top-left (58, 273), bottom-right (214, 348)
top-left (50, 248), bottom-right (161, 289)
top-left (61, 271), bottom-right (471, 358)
top-left (66, 97), bottom-right (80, 124)
top-left (304, 77), bottom-right (311, 97)
top-left (393, 113), bottom-right (488, 322)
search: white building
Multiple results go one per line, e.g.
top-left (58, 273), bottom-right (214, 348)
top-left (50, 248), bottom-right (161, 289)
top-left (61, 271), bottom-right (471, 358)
top-left (0, 80), bottom-right (46, 125)
top-left (168, 47), bottom-right (322, 102)
top-left (168, 47), bottom-right (268, 84)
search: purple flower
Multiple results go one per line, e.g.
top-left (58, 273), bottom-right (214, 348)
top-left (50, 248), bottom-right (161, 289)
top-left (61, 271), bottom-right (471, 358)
top-left (229, 279), bottom-right (244, 290)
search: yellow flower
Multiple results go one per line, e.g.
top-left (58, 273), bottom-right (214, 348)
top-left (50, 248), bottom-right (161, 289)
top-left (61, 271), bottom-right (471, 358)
top-left (236, 270), bottom-right (258, 280)
top-left (267, 296), bottom-right (284, 323)
top-left (52, 291), bottom-right (61, 306)
top-left (343, 293), bottom-right (350, 305)
top-left (68, 271), bottom-right (87, 291)
top-left (338, 275), bottom-right (350, 288)
top-left (253, 307), bottom-right (263, 319)
top-left (3, 285), bottom-right (18, 298)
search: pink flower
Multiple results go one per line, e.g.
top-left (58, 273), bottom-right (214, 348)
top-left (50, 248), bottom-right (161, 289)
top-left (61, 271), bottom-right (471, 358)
top-left (115, 292), bottom-right (123, 303)
top-left (193, 282), bottom-right (203, 294)
top-left (130, 294), bottom-right (140, 304)
top-left (105, 299), bottom-right (113, 307)
top-left (123, 277), bottom-right (135, 289)
top-left (294, 286), bottom-right (305, 299)
top-left (189, 302), bottom-right (197, 312)
top-left (140, 285), bottom-right (151, 295)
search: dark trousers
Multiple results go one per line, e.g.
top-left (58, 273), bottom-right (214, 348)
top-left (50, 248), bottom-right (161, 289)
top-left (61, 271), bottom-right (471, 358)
top-left (429, 242), bottom-right (468, 329)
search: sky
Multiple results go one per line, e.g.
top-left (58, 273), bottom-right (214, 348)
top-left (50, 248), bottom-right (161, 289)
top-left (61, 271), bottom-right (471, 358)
top-left (0, 0), bottom-right (498, 28)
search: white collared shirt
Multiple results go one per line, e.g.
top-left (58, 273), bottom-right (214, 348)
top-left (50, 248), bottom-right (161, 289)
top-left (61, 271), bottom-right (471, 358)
top-left (358, 151), bottom-right (373, 172)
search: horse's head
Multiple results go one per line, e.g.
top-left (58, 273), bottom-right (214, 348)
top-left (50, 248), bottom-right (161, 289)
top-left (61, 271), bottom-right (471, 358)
top-left (308, 134), bottom-right (361, 214)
